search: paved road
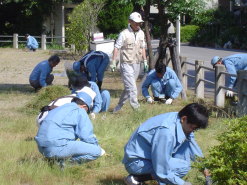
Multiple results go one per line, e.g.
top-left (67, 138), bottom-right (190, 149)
top-left (151, 40), bottom-right (247, 97)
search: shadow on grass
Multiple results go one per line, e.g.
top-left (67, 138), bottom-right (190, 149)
top-left (98, 176), bottom-right (126, 185)
top-left (0, 83), bottom-right (34, 94)
top-left (108, 89), bottom-right (123, 98)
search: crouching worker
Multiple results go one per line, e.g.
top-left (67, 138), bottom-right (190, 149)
top-left (35, 89), bottom-right (105, 165)
top-left (73, 50), bottom-right (109, 90)
top-left (70, 75), bottom-right (110, 120)
top-left (29, 55), bottom-right (60, 91)
top-left (142, 61), bottom-right (182, 105)
top-left (122, 103), bottom-right (209, 185)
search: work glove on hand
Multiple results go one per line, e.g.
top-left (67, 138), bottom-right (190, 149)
top-left (143, 59), bottom-right (149, 73)
top-left (226, 90), bottom-right (234, 97)
top-left (165, 98), bottom-right (173, 105)
top-left (146, 97), bottom-right (154, 104)
top-left (100, 148), bottom-right (106, 156)
top-left (183, 182), bottom-right (192, 185)
top-left (110, 60), bottom-right (117, 72)
top-left (90, 113), bottom-right (96, 120)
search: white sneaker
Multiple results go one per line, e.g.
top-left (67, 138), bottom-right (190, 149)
top-left (124, 175), bottom-right (141, 185)
top-left (113, 105), bottom-right (122, 113)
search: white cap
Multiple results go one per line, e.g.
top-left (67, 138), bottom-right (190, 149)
top-left (76, 86), bottom-right (96, 108)
top-left (129, 12), bottom-right (144, 23)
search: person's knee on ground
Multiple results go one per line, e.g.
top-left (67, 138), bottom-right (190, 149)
top-left (101, 90), bottom-right (110, 112)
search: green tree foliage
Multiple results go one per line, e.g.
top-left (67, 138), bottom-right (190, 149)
top-left (97, 0), bottom-right (133, 35)
top-left (0, 0), bottom-right (77, 35)
top-left (66, 0), bottom-right (105, 54)
top-left (196, 117), bottom-right (247, 184)
top-left (180, 25), bottom-right (199, 42)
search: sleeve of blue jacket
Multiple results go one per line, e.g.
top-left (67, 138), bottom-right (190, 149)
top-left (89, 81), bottom-right (103, 113)
top-left (151, 128), bottom-right (186, 185)
top-left (142, 70), bottom-right (155, 98)
top-left (223, 60), bottom-right (237, 89)
top-left (39, 62), bottom-right (51, 87)
top-left (75, 107), bottom-right (98, 145)
top-left (166, 68), bottom-right (183, 99)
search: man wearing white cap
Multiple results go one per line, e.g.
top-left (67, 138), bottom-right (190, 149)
top-left (35, 87), bottom-right (105, 164)
top-left (211, 54), bottom-right (247, 97)
top-left (110, 12), bottom-right (147, 112)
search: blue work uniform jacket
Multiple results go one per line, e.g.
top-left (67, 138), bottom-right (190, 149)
top-left (29, 60), bottom-right (52, 87)
top-left (27, 36), bottom-right (38, 49)
top-left (123, 112), bottom-right (203, 185)
top-left (223, 54), bottom-right (247, 88)
top-left (142, 67), bottom-right (183, 99)
top-left (35, 103), bottom-right (98, 147)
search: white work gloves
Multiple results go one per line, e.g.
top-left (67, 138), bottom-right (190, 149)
top-left (183, 182), bottom-right (192, 185)
top-left (146, 97), bottom-right (154, 104)
top-left (110, 60), bottom-right (117, 72)
top-left (165, 98), bottom-right (173, 105)
top-left (90, 112), bottom-right (96, 120)
top-left (100, 148), bottom-right (106, 156)
top-left (143, 59), bottom-right (149, 73)
top-left (226, 90), bottom-right (234, 97)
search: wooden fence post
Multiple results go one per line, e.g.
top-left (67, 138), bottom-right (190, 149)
top-left (195, 60), bottom-right (204, 99)
top-left (236, 70), bottom-right (247, 116)
top-left (13, 33), bottom-right (18, 49)
top-left (215, 64), bottom-right (225, 107)
top-left (180, 56), bottom-right (187, 91)
top-left (41, 34), bottom-right (46, 50)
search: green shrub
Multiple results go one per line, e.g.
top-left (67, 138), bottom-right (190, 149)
top-left (180, 25), bottom-right (199, 42)
top-left (25, 85), bottom-right (70, 114)
top-left (97, 0), bottom-right (133, 35)
top-left (195, 116), bottom-right (247, 184)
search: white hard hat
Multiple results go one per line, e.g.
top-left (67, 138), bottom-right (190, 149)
top-left (129, 12), bottom-right (144, 23)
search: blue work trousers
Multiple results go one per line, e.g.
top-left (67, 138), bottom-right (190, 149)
top-left (86, 55), bottom-right (109, 82)
top-left (151, 79), bottom-right (176, 98)
top-left (101, 90), bottom-right (110, 112)
top-left (37, 140), bottom-right (102, 164)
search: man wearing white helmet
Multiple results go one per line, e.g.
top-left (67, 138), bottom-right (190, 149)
top-left (110, 12), bottom-right (147, 112)
top-left (211, 54), bottom-right (247, 97)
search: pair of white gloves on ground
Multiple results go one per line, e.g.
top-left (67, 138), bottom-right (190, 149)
top-left (226, 90), bottom-right (234, 97)
top-left (146, 97), bottom-right (173, 105)
top-left (110, 60), bottom-right (149, 72)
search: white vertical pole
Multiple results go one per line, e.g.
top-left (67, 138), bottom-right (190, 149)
top-left (13, 33), bottom-right (18, 49)
top-left (61, 5), bottom-right (65, 48)
top-left (176, 15), bottom-right (181, 55)
top-left (41, 34), bottom-right (47, 50)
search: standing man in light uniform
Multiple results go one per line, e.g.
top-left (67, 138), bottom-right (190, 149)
top-left (110, 12), bottom-right (148, 112)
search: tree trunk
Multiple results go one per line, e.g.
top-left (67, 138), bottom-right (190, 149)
top-left (143, 0), bottom-right (154, 70)
top-left (168, 40), bottom-right (187, 100)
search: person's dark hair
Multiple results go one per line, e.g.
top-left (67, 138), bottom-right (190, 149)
top-left (48, 55), bottom-right (60, 65)
top-left (155, 61), bottom-right (166, 74)
top-left (71, 97), bottom-right (89, 113)
top-left (70, 76), bottom-right (90, 90)
top-left (178, 103), bottom-right (209, 129)
top-left (25, 34), bottom-right (30, 38)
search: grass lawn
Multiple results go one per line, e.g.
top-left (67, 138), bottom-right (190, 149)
top-left (0, 48), bottom-right (230, 185)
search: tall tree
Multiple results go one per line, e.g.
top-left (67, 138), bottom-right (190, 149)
top-left (66, 0), bottom-right (105, 54)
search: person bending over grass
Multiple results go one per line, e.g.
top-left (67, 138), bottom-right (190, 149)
top-left (122, 103), bottom-right (209, 185)
top-left (35, 90), bottom-right (105, 164)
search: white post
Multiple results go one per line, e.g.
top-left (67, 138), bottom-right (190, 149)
top-left (41, 34), bottom-right (47, 50)
top-left (13, 33), bottom-right (18, 49)
top-left (61, 5), bottom-right (65, 48)
top-left (180, 56), bottom-right (187, 91)
top-left (176, 15), bottom-right (180, 55)
top-left (195, 60), bottom-right (204, 99)
top-left (215, 64), bottom-right (225, 107)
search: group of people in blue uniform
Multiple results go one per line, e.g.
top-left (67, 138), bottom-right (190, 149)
top-left (28, 11), bottom-right (246, 185)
